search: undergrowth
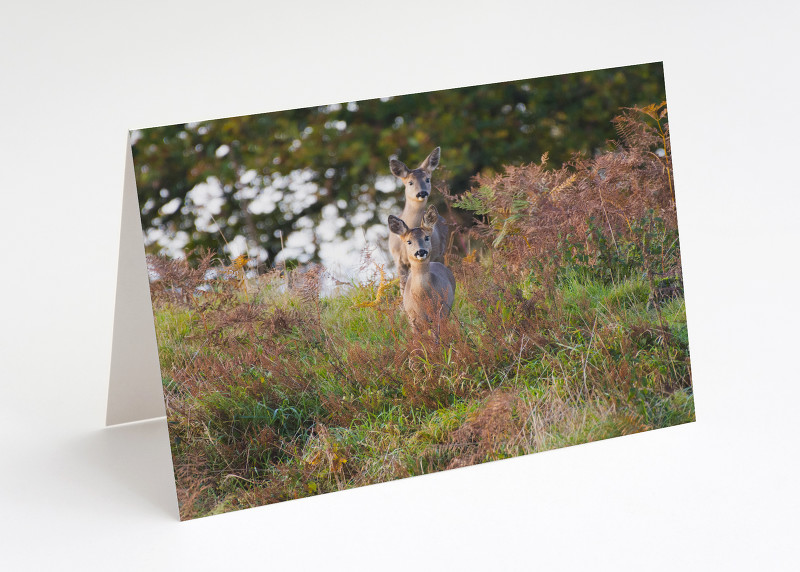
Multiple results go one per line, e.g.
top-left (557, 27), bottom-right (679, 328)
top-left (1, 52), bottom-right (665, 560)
top-left (150, 103), bottom-right (693, 519)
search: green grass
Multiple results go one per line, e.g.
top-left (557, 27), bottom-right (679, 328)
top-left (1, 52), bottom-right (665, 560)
top-left (153, 263), bottom-right (694, 519)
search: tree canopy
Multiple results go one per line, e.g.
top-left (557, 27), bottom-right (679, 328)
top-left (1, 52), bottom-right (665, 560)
top-left (132, 62), bottom-right (666, 265)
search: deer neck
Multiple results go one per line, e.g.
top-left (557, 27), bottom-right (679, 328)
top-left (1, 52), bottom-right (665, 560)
top-left (407, 262), bottom-right (432, 292)
top-left (400, 199), bottom-right (428, 228)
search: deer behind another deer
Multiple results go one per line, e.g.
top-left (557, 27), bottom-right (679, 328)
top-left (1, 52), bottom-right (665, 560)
top-left (388, 147), bottom-right (449, 288)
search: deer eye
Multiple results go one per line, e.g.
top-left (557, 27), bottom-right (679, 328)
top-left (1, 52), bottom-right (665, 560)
top-left (406, 240), bottom-right (411, 245)
top-left (425, 236), bottom-right (430, 241)
top-left (409, 181), bottom-right (414, 186)
top-left (426, 178), bottom-right (430, 183)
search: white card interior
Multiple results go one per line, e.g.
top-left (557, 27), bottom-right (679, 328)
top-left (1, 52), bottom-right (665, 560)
top-left (106, 137), bottom-right (165, 426)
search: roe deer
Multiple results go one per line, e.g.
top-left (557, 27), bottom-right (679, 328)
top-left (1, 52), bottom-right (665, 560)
top-left (388, 205), bottom-right (456, 332)
top-left (388, 146), bottom-right (449, 287)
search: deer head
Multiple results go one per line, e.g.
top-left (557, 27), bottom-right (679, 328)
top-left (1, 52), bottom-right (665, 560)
top-left (389, 147), bottom-right (440, 204)
top-left (387, 205), bottom-right (439, 263)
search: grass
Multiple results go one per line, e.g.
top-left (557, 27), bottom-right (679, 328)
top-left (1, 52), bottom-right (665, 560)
top-left (153, 257), bottom-right (693, 519)
top-left (152, 104), bottom-right (692, 519)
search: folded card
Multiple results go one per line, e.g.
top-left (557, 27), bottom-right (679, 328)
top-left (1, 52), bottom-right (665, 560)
top-left (108, 62), bottom-right (694, 520)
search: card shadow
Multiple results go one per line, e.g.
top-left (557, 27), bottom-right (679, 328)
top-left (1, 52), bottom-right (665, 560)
top-left (67, 417), bottom-right (179, 520)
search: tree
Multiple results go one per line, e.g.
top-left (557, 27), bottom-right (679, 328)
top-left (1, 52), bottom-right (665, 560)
top-left (132, 62), bottom-right (666, 265)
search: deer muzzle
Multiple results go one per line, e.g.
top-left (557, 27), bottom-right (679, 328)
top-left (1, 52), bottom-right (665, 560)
top-left (414, 249), bottom-right (429, 260)
top-left (415, 191), bottom-right (429, 201)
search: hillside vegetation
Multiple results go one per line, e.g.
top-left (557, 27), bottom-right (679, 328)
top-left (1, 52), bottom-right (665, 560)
top-left (150, 104), bottom-right (693, 519)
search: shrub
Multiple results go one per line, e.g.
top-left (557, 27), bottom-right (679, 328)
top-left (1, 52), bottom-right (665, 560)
top-left (150, 103), bottom-right (693, 519)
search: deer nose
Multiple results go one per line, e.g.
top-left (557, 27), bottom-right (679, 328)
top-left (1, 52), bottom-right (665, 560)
top-left (415, 191), bottom-right (429, 199)
top-left (414, 249), bottom-right (429, 259)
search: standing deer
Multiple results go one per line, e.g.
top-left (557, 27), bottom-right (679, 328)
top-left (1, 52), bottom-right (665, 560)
top-left (388, 147), bottom-right (449, 287)
top-left (388, 205), bottom-right (456, 332)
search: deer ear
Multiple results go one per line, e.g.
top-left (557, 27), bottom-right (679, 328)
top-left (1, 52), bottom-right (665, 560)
top-left (389, 158), bottom-right (410, 179)
top-left (421, 205), bottom-right (438, 231)
top-left (388, 215), bottom-right (409, 236)
top-left (418, 147), bottom-right (440, 172)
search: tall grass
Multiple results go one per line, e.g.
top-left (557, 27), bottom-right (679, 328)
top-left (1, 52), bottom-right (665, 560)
top-left (150, 103), bottom-right (693, 519)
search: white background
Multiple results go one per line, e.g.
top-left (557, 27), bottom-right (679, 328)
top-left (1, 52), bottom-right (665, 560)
top-left (2, 1), bottom-right (798, 570)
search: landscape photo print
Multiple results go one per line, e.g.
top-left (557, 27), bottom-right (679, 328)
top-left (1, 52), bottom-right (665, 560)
top-left (133, 61), bottom-right (694, 520)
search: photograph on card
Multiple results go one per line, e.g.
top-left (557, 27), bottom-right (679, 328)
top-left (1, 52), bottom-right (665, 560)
top-left (132, 61), bottom-right (694, 520)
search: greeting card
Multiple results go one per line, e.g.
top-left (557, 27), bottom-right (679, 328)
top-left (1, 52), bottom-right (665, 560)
top-left (108, 62), bottom-right (694, 519)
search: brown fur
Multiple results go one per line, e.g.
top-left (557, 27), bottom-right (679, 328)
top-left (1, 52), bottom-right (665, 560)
top-left (387, 206), bottom-right (455, 331)
top-left (388, 147), bottom-right (449, 286)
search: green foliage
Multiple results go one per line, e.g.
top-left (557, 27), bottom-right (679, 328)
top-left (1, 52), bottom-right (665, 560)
top-left (556, 212), bottom-right (681, 285)
top-left (133, 63), bottom-right (666, 263)
top-left (156, 261), bottom-right (693, 519)
top-left (452, 186), bottom-right (495, 215)
top-left (150, 101), bottom-right (693, 520)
